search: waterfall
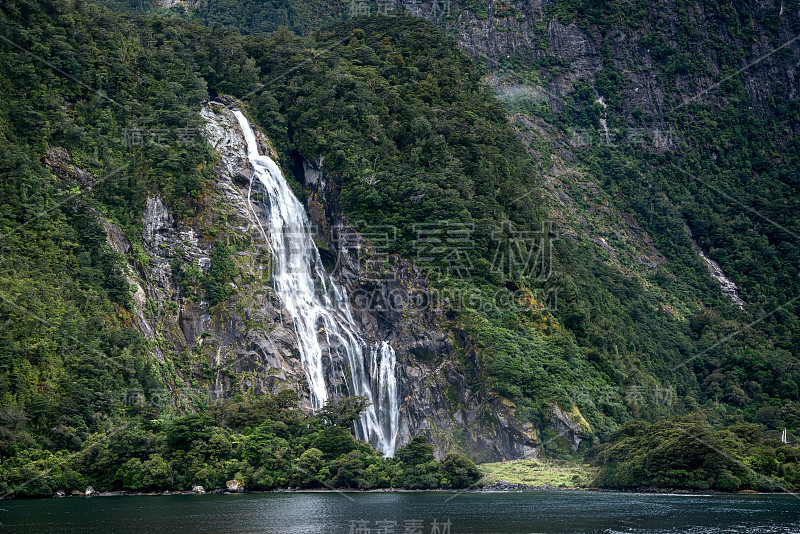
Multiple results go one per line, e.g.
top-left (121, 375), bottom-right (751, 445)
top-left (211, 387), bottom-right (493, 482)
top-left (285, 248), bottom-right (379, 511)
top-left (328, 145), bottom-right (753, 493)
top-left (231, 109), bottom-right (399, 455)
top-left (374, 342), bottom-right (400, 457)
top-left (355, 341), bottom-right (400, 457)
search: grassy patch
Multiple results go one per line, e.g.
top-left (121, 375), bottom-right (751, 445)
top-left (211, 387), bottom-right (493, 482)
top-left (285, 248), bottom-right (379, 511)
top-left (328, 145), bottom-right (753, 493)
top-left (478, 458), bottom-right (597, 488)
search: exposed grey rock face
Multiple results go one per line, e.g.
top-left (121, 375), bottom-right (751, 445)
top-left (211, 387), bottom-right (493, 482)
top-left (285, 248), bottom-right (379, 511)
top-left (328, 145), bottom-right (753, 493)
top-left (154, 0), bottom-right (186, 10)
top-left (43, 145), bottom-right (96, 189)
top-left (549, 404), bottom-right (587, 451)
top-left (545, 19), bottom-right (601, 114)
top-left (698, 250), bottom-right (745, 310)
top-left (104, 219), bottom-right (130, 255)
top-left (97, 103), bottom-right (315, 410)
top-left (299, 153), bottom-right (541, 461)
top-left (142, 197), bottom-right (173, 248)
top-left (440, 0), bottom-right (799, 124)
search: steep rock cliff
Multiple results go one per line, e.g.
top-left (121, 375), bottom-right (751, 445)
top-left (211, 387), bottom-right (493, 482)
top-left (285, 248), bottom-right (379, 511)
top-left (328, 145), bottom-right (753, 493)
top-left (91, 99), bottom-right (542, 460)
top-left (99, 101), bottom-right (314, 411)
top-left (440, 0), bottom-right (799, 122)
top-left (302, 153), bottom-right (542, 459)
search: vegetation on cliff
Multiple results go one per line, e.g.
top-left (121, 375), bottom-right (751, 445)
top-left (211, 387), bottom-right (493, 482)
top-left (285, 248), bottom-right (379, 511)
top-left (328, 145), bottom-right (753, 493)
top-left (1, 0), bottom-right (800, 495)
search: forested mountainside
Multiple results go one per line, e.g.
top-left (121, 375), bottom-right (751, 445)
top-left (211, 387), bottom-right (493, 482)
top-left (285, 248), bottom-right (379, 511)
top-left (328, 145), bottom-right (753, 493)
top-left (0, 0), bottom-right (799, 495)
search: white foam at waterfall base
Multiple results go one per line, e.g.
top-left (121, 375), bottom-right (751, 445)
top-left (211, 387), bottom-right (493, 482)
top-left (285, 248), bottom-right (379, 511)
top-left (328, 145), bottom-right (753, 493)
top-left (229, 109), bottom-right (399, 455)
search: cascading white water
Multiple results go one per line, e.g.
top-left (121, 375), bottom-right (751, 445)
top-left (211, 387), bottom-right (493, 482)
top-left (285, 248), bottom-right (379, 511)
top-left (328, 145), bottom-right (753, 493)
top-left (232, 109), bottom-right (399, 455)
top-left (345, 340), bottom-right (400, 456)
top-left (372, 341), bottom-right (400, 456)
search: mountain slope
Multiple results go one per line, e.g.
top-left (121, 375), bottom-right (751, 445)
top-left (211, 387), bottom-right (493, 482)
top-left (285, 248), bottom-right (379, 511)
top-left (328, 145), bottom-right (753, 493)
top-left (112, 0), bottom-right (800, 426)
top-left (1, 0), bottom-right (799, 494)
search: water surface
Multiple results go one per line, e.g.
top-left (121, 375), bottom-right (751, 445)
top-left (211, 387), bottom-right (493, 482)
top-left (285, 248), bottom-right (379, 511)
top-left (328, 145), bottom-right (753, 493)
top-left (1, 490), bottom-right (798, 533)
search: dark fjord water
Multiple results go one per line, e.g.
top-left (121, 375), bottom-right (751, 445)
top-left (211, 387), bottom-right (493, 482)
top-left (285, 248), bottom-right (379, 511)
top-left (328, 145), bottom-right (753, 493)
top-left (1, 491), bottom-right (798, 533)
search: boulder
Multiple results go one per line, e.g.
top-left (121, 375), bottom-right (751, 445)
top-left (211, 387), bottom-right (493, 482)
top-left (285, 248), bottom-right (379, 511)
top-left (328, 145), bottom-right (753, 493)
top-left (225, 479), bottom-right (245, 493)
top-left (191, 485), bottom-right (206, 495)
top-left (85, 486), bottom-right (97, 496)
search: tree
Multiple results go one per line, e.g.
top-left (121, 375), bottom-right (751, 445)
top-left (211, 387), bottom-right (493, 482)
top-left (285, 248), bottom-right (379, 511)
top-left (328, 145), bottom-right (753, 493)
top-left (295, 448), bottom-right (324, 486)
top-left (166, 415), bottom-right (214, 451)
top-left (318, 396), bottom-right (371, 429)
top-left (142, 454), bottom-right (171, 489)
top-left (396, 435), bottom-right (435, 466)
top-left (117, 458), bottom-right (144, 490)
top-left (439, 453), bottom-right (481, 488)
top-left (715, 469), bottom-right (741, 491)
top-left (332, 450), bottom-right (364, 488)
top-left (312, 426), bottom-right (357, 459)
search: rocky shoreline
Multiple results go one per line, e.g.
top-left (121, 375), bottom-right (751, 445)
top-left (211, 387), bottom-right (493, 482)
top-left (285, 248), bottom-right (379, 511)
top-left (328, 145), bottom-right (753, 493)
top-left (478, 481), bottom-right (795, 495)
top-left (4, 483), bottom-right (794, 500)
top-left (480, 481), bottom-right (581, 491)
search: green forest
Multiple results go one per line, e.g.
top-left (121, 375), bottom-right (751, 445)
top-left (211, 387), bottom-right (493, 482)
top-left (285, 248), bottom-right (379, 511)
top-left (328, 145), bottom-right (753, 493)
top-left (1, 0), bottom-right (799, 495)
top-left (0, 393), bottom-right (481, 496)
